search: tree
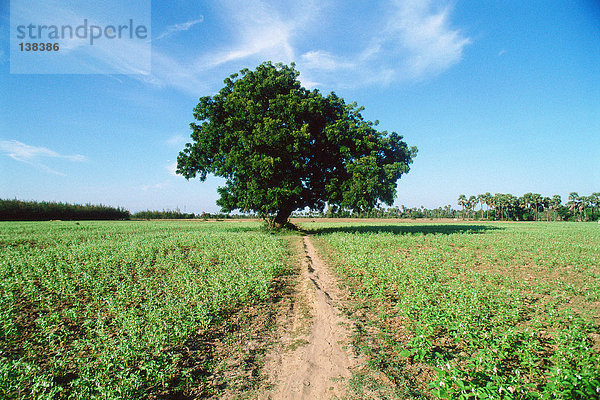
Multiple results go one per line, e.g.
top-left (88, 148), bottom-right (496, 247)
top-left (521, 193), bottom-right (542, 221)
top-left (493, 193), bottom-right (504, 221)
top-left (530, 193), bottom-right (542, 221)
top-left (467, 195), bottom-right (477, 219)
top-left (580, 196), bottom-right (590, 221)
top-left (457, 194), bottom-right (467, 219)
top-left (505, 194), bottom-right (521, 220)
top-left (567, 192), bottom-right (581, 221)
top-left (477, 194), bottom-right (485, 219)
top-left (550, 194), bottom-right (562, 221)
top-left (482, 192), bottom-right (492, 220)
top-left (591, 192), bottom-right (600, 220)
top-left (542, 196), bottom-right (551, 221)
top-left (177, 62), bottom-right (417, 227)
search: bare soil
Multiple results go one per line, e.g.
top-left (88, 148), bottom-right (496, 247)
top-left (260, 236), bottom-right (359, 400)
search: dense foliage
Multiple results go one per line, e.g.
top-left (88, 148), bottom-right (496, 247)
top-left (177, 62), bottom-right (416, 226)
top-left (0, 199), bottom-right (129, 221)
top-left (456, 192), bottom-right (600, 221)
top-left (0, 221), bottom-right (288, 398)
top-left (131, 210), bottom-right (196, 219)
top-left (293, 191), bottom-right (600, 221)
top-left (311, 222), bottom-right (600, 399)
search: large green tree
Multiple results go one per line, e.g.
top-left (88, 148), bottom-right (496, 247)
top-left (177, 62), bottom-right (416, 226)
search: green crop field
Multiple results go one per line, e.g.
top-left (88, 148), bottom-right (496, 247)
top-left (0, 220), bottom-right (291, 399)
top-left (307, 221), bottom-right (600, 399)
top-left (1, 220), bottom-right (599, 399)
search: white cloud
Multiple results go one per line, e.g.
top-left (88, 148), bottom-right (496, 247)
top-left (10, 1), bottom-right (151, 74)
top-left (300, 51), bottom-right (355, 71)
top-left (130, 0), bottom-right (469, 93)
top-left (0, 140), bottom-right (86, 162)
top-left (193, 0), bottom-right (304, 69)
top-left (166, 161), bottom-right (178, 176)
top-left (0, 139), bottom-right (86, 175)
top-left (133, 0), bottom-right (321, 94)
top-left (155, 17), bottom-right (204, 41)
top-left (139, 161), bottom-right (184, 193)
top-left (133, 50), bottom-right (211, 94)
top-left (11, 0), bottom-right (465, 92)
top-left (297, 0), bottom-right (471, 88)
top-left (166, 134), bottom-right (188, 147)
top-left (388, 0), bottom-right (471, 79)
top-left (141, 182), bottom-right (168, 191)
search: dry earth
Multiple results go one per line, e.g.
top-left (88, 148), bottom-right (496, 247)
top-left (260, 235), bottom-right (359, 400)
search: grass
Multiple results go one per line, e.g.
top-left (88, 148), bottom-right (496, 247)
top-left (0, 220), bottom-right (292, 399)
top-left (2, 220), bottom-right (599, 399)
top-left (306, 221), bottom-right (600, 399)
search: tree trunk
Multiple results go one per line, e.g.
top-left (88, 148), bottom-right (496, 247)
top-left (273, 204), bottom-right (293, 228)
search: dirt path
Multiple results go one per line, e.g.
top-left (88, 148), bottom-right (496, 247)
top-left (261, 235), bottom-right (357, 399)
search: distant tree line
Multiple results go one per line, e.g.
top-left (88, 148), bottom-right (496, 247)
top-left (0, 199), bottom-right (254, 221)
top-left (131, 210), bottom-right (255, 220)
top-left (0, 199), bottom-right (130, 221)
top-left (290, 191), bottom-right (599, 222)
top-left (456, 192), bottom-right (600, 221)
top-left (131, 210), bottom-right (196, 219)
top-left (292, 205), bottom-right (459, 219)
top-left (4, 192), bottom-right (597, 222)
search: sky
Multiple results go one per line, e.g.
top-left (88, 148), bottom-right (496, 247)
top-left (1, 0), bottom-right (599, 213)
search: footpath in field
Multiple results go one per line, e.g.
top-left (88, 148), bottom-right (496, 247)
top-left (262, 235), bottom-right (358, 399)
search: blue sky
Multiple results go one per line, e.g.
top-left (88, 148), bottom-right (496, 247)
top-left (1, 0), bottom-right (599, 213)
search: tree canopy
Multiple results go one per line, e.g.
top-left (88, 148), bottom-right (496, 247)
top-left (177, 62), bottom-right (417, 226)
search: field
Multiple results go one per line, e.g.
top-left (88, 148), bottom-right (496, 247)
top-left (307, 221), bottom-right (600, 399)
top-left (0, 221), bottom-right (292, 398)
top-left (1, 220), bottom-right (599, 399)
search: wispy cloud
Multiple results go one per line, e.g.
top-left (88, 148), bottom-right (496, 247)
top-left (387, 0), bottom-right (472, 79)
top-left (155, 17), bottom-right (204, 41)
top-left (132, 0), bottom-right (469, 93)
top-left (166, 161), bottom-right (178, 177)
top-left (136, 0), bottom-right (320, 94)
top-left (298, 0), bottom-right (471, 88)
top-left (166, 134), bottom-right (188, 147)
top-left (190, 0), bottom-right (315, 71)
top-left (0, 140), bottom-right (86, 162)
top-left (9, 0), bottom-right (467, 92)
top-left (300, 51), bottom-right (355, 71)
top-left (10, 1), bottom-right (151, 74)
top-left (141, 182), bottom-right (168, 191)
top-left (133, 50), bottom-right (211, 94)
top-left (0, 139), bottom-right (86, 175)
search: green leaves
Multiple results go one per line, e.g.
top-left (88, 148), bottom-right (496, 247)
top-left (177, 62), bottom-right (415, 225)
top-left (0, 221), bottom-right (289, 398)
top-left (315, 222), bottom-right (600, 399)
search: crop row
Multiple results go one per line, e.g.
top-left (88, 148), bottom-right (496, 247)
top-left (0, 221), bottom-right (288, 399)
top-left (312, 222), bottom-right (600, 399)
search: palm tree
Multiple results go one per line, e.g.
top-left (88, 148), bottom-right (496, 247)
top-left (531, 193), bottom-right (542, 221)
top-left (542, 196), bottom-right (551, 221)
top-left (505, 194), bottom-right (519, 220)
top-left (567, 192), bottom-right (581, 221)
top-left (468, 196), bottom-right (477, 219)
top-left (591, 192), bottom-right (600, 220)
top-left (484, 192), bottom-right (492, 220)
top-left (458, 194), bottom-right (467, 220)
top-left (580, 196), bottom-right (590, 221)
top-left (550, 195), bottom-right (562, 221)
top-left (521, 192), bottom-right (533, 218)
top-left (493, 193), bottom-right (503, 221)
top-left (477, 194), bottom-right (485, 219)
